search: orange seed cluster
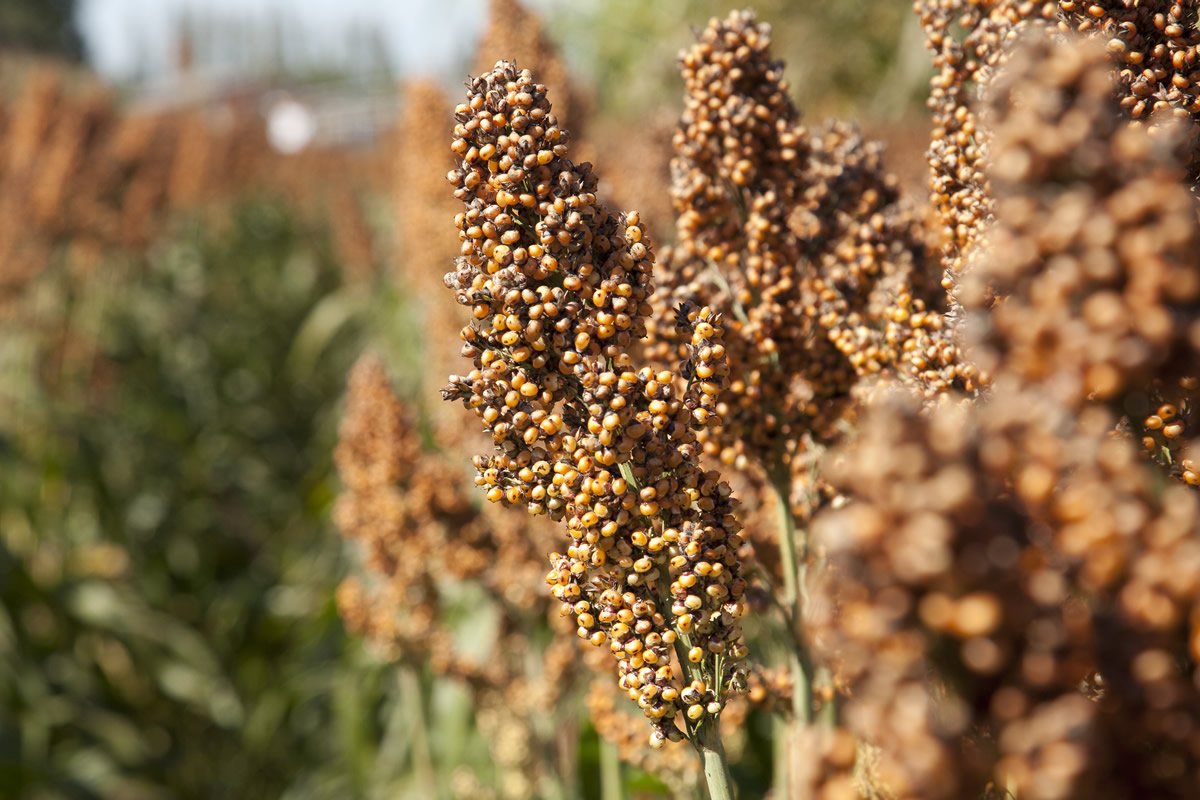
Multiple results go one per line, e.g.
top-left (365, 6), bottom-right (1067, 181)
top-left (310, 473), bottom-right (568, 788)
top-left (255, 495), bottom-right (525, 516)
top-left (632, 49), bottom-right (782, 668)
top-left (442, 61), bottom-right (750, 746)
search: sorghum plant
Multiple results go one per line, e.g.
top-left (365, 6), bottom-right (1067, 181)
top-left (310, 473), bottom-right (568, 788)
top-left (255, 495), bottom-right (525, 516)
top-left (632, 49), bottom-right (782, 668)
top-left (337, 2), bottom-right (1200, 797)
top-left (810, 23), bottom-right (1200, 800)
top-left (334, 353), bottom-right (587, 798)
top-left (440, 60), bottom-right (751, 795)
top-left (639, 18), bottom-right (954, 794)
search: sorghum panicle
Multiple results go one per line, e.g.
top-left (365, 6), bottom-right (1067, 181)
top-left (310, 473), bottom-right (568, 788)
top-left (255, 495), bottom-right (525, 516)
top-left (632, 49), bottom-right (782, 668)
top-left (812, 30), bottom-right (1200, 800)
top-left (335, 354), bottom-right (591, 798)
top-left (966, 31), bottom-right (1200, 405)
top-left (442, 61), bottom-right (749, 746)
top-left (650, 9), bottom-right (954, 522)
top-left (334, 354), bottom-right (557, 661)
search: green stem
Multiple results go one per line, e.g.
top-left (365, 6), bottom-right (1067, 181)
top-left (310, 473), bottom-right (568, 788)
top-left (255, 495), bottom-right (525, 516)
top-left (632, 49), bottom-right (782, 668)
top-left (401, 667), bottom-right (437, 795)
top-left (816, 666), bottom-right (836, 732)
top-left (524, 636), bottom-right (569, 800)
top-left (769, 469), bottom-right (814, 725)
top-left (770, 714), bottom-right (789, 796)
top-left (599, 737), bottom-right (625, 800)
top-left (694, 719), bottom-right (735, 800)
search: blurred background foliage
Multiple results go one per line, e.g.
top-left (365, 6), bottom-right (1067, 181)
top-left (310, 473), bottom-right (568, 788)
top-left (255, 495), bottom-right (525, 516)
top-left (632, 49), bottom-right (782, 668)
top-left (548, 0), bottom-right (927, 120)
top-left (0, 0), bottom-right (84, 62)
top-left (0, 199), bottom-right (402, 798)
top-left (0, 1), bottom-right (931, 798)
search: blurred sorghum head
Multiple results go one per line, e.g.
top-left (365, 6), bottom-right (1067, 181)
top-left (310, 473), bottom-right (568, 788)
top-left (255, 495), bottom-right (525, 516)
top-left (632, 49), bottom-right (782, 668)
top-left (334, 354), bottom-right (556, 668)
top-left (811, 27), bottom-right (1200, 800)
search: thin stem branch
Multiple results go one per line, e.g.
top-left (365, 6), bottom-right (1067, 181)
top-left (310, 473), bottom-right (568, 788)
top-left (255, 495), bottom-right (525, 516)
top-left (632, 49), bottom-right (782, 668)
top-left (816, 666), bottom-right (836, 732)
top-left (769, 468), bottom-right (814, 725)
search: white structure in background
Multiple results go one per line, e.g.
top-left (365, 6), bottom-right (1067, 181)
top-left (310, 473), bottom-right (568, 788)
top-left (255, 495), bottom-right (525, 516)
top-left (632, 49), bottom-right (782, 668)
top-left (266, 96), bottom-right (316, 153)
top-left (125, 23), bottom-right (399, 153)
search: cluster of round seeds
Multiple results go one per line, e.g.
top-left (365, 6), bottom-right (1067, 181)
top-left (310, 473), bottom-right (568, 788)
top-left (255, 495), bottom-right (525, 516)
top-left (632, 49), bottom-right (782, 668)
top-left (812, 390), bottom-right (1149, 799)
top-left (817, 382), bottom-right (1200, 798)
top-left (915, 0), bottom-right (1052, 293)
top-left (905, 1), bottom-right (1062, 403)
top-left (969, 40), bottom-right (1200, 791)
top-left (334, 356), bottom-right (439, 654)
top-left (653, 8), bottom-right (822, 461)
top-left (1057, 2), bottom-right (1200, 141)
top-left (913, 1), bottom-right (1200, 483)
top-left (811, 395), bottom-right (1028, 799)
top-left (965, 32), bottom-right (1200, 407)
top-left (648, 10), bottom-right (941, 499)
top-left (799, 120), bottom-right (960, 400)
top-left (1124, 377), bottom-right (1200, 481)
top-left (442, 61), bottom-right (749, 746)
top-left (336, 355), bottom-right (607, 799)
top-left (916, 1), bottom-right (1200, 295)
top-left (669, 8), bottom-right (807, 278)
top-left (474, 0), bottom-right (578, 132)
top-left (813, 30), bottom-right (1200, 799)
top-left (883, 285), bottom-right (988, 399)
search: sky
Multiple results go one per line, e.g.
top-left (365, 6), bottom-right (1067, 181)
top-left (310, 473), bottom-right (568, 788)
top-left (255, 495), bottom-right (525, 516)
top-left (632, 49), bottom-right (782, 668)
top-left (76, 0), bottom-right (526, 85)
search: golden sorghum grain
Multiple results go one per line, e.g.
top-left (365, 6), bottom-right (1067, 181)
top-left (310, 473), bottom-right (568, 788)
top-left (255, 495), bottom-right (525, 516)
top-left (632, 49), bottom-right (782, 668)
top-left (442, 60), bottom-right (750, 746)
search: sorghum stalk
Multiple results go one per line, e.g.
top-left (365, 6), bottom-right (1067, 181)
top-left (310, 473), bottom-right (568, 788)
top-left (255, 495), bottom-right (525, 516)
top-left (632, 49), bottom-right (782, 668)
top-left (768, 466), bottom-right (813, 726)
top-left (694, 719), bottom-right (734, 800)
top-left (599, 738), bottom-right (624, 800)
top-left (441, 61), bottom-right (750, 788)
